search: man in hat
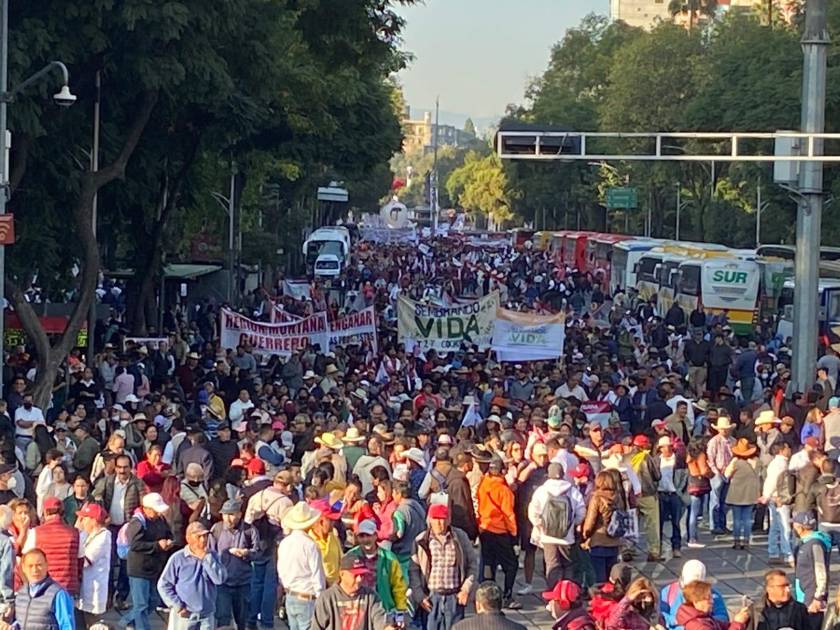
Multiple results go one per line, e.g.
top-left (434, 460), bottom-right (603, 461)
top-left (309, 499), bottom-right (343, 586)
top-left (629, 434), bottom-right (662, 561)
top-left (477, 456), bottom-right (520, 609)
top-left (706, 417), bottom-right (734, 536)
top-left (451, 581), bottom-right (528, 630)
top-left (409, 503), bottom-right (477, 630)
top-left (312, 554), bottom-right (390, 630)
top-left (659, 559), bottom-right (729, 630)
top-left (419, 449), bottom-right (478, 541)
top-left (791, 511), bottom-right (831, 628)
top-left (277, 502), bottom-right (327, 630)
top-left (210, 499), bottom-right (260, 630)
top-left (343, 427), bottom-right (367, 472)
top-left (708, 334), bottom-right (732, 395)
top-left (158, 521), bottom-right (228, 630)
top-left (208, 421), bottom-right (239, 480)
top-left (540, 579), bottom-right (595, 630)
top-left (346, 519), bottom-right (408, 613)
top-left (353, 436), bottom-right (391, 497)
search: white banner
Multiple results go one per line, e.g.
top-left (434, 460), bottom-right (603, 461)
top-left (270, 303), bottom-right (304, 324)
top-left (124, 337), bottom-right (168, 351)
top-left (220, 308), bottom-right (329, 356)
top-left (398, 292), bottom-right (499, 353)
top-left (328, 306), bottom-right (378, 352)
top-left (283, 279), bottom-right (312, 301)
top-left (359, 226), bottom-right (417, 244)
top-left (580, 400), bottom-right (613, 428)
top-left (491, 309), bottom-right (566, 362)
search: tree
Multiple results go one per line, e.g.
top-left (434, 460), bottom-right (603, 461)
top-left (463, 118), bottom-right (477, 138)
top-left (447, 150), bottom-right (513, 228)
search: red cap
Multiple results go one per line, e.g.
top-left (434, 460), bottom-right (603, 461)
top-left (247, 458), bottom-right (266, 475)
top-left (805, 436), bottom-right (820, 448)
top-left (652, 419), bottom-right (667, 428)
top-left (542, 580), bottom-right (581, 609)
top-left (77, 502), bottom-right (107, 524)
top-left (311, 498), bottom-right (341, 520)
top-left (428, 503), bottom-right (449, 520)
top-left (271, 419), bottom-right (285, 431)
top-left (571, 463), bottom-right (590, 479)
top-left (43, 497), bottom-right (62, 512)
top-left (632, 435), bottom-right (651, 448)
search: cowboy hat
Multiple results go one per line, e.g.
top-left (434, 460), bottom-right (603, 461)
top-left (187, 352), bottom-right (201, 360)
top-left (402, 447), bottom-right (427, 467)
top-left (350, 388), bottom-right (369, 403)
top-left (693, 399), bottom-right (709, 412)
top-left (281, 502), bottom-right (321, 531)
top-left (755, 410), bottom-right (779, 426)
top-left (712, 417), bottom-right (734, 431)
top-left (732, 438), bottom-right (757, 458)
top-left (343, 427), bottom-right (365, 443)
top-left (303, 370), bottom-right (316, 380)
top-left (207, 397), bottom-right (226, 420)
top-left (325, 364), bottom-right (339, 375)
top-left (314, 432), bottom-right (344, 451)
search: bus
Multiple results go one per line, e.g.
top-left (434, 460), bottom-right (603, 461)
top-left (636, 251), bottom-right (665, 302)
top-left (586, 233), bottom-right (631, 289)
top-left (777, 278), bottom-right (840, 343)
top-left (610, 239), bottom-right (658, 294)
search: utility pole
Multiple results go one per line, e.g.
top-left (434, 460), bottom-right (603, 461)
top-left (676, 183), bottom-right (681, 241)
top-left (793, 0), bottom-right (829, 392)
top-left (0, 0), bottom-right (9, 397)
top-left (756, 180), bottom-right (762, 247)
top-left (87, 70), bottom-right (100, 364)
top-left (228, 162), bottom-right (236, 305)
top-left (432, 98), bottom-right (439, 234)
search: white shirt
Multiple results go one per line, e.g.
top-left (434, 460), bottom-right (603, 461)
top-left (527, 479), bottom-right (586, 546)
top-left (788, 449), bottom-right (809, 473)
top-left (229, 400), bottom-right (255, 426)
top-left (35, 466), bottom-right (54, 518)
top-left (244, 487), bottom-right (293, 528)
top-left (658, 454), bottom-right (677, 493)
top-left (14, 406), bottom-right (45, 437)
top-left (554, 383), bottom-right (587, 402)
top-left (764, 454), bottom-right (790, 499)
top-left (78, 527), bottom-right (112, 614)
top-left (276, 529), bottom-right (326, 596)
top-left (109, 478), bottom-right (129, 526)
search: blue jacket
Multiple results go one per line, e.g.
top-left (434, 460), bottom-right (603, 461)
top-left (660, 581), bottom-right (728, 630)
top-left (157, 548), bottom-right (228, 616)
top-left (210, 520), bottom-right (260, 587)
top-left (795, 530), bottom-right (831, 604)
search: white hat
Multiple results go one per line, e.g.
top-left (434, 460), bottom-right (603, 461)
top-left (712, 417), bottom-right (734, 431)
top-left (125, 394), bottom-right (140, 404)
top-left (303, 370), bottom-right (316, 380)
top-left (141, 493), bottom-right (169, 514)
top-left (281, 501), bottom-right (321, 531)
top-left (680, 559), bottom-right (707, 586)
top-left (402, 448), bottom-right (427, 467)
top-left (755, 410), bottom-right (779, 426)
top-left (657, 436), bottom-right (673, 448)
top-left (325, 364), bottom-right (339, 375)
top-left (438, 434), bottom-right (453, 446)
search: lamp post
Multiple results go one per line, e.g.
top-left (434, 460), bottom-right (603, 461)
top-left (0, 0), bottom-right (76, 395)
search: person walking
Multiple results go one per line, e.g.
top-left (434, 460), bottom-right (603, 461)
top-left (158, 521), bottom-right (229, 630)
top-left (346, 519), bottom-right (408, 613)
top-left (760, 442), bottom-right (794, 566)
top-left (409, 503), bottom-right (477, 630)
top-left (210, 499), bottom-right (260, 630)
top-left (706, 417), bottom-right (734, 536)
top-left (277, 501), bottom-right (327, 630)
top-left (311, 554), bottom-right (390, 630)
top-left (527, 462), bottom-right (585, 587)
top-left (581, 470), bottom-right (625, 584)
top-left (656, 436), bottom-right (686, 559)
top-left (723, 439), bottom-right (760, 550)
top-left (76, 502), bottom-right (112, 628)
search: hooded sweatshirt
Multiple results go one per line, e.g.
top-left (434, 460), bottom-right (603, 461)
top-left (794, 529), bottom-right (831, 605)
top-left (527, 478), bottom-right (586, 546)
top-left (675, 604), bottom-right (745, 630)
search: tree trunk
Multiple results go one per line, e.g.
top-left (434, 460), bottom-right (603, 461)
top-left (7, 90), bottom-right (158, 409)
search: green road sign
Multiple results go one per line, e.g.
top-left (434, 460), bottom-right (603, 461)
top-left (606, 187), bottom-right (638, 209)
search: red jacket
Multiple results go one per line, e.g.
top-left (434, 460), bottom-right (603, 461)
top-left (676, 605), bottom-right (745, 630)
top-left (33, 516), bottom-right (81, 596)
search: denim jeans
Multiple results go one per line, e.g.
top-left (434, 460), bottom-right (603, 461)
top-left (728, 504), bottom-right (753, 542)
top-left (421, 592), bottom-right (464, 630)
top-left (122, 576), bottom-right (159, 630)
top-left (768, 503), bottom-right (792, 558)
top-left (216, 583), bottom-right (249, 629)
top-left (167, 613), bottom-right (216, 630)
top-left (687, 495), bottom-right (704, 542)
top-left (709, 474), bottom-right (729, 530)
top-left (286, 594), bottom-right (316, 630)
top-left (248, 559), bottom-right (278, 629)
top-left (658, 492), bottom-right (683, 551)
top-left (589, 546), bottom-right (619, 584)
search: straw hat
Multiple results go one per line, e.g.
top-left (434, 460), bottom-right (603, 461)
top-left (281, 502), bottom-right (321, 531)
top-left (712, 417), bottom-right (734, 431)
top-left (343, 427), bottom-right (365, 444)
top-left (755, 410), bottom-right (779, 426)
top-left (402, 447), bottom-right (427, 467)
top-left (325, 364), bottom-right (339, 375)
top-left (314, 432), bottom-right (344, 451)
top-left (732, 438), bottom-right (757, 458)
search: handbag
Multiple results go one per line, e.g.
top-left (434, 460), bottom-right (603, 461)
top-left (687, 474), bottom-right (711, 497)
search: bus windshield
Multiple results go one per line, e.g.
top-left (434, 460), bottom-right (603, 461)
top-left (678, 265), bottom-right (701, 296)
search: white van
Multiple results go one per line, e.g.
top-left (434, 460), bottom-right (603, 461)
top-left (303, 227), bottom-right (351, 276)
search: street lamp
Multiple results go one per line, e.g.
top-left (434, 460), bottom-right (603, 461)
top-left (0, 0), bottom-right (76, 395)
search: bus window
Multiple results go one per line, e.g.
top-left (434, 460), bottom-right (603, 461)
top-left (637, 257), bottom-right (658, 282)
top-left (829, 291), bottom-right (840, 321)
top-left (678, 266), bottom-right (701, 296)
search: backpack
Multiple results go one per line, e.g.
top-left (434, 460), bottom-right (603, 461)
top-left (819, 482), bottom-right (840, 523)
top-left (542, 492), bottom-right (574, 539)
top-left (606, 506), bottom-right (629, 539)
top-left (428, 469), bottom-right (449, 506)
top-left (116, 513), bottom-right (146, 560)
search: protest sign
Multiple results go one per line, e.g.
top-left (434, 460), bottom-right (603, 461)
top-left (397, 292), bottom-right (499, 352)
top-left (124, 337), bottom-right (168, 351)
top-left (328, 306), bottom-right (378, 352)
top-left (580, 400), bottom-right (613, 428)
top-left (282, 279), bottom-right (312, 301)
top-left (491, 309), bottom-right (565, 362)
top-left (359, 226), bottom-right (417, 244)
top-left (220, 308), bottom-right (329, 356)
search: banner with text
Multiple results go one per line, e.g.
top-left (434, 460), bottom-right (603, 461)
top-left (359, 226), bottom-right (417, 244)
top-left (220, 309), bottom-right (329, 356)
top-left (329, 306), bottom-right (378, 352)
top-left (398, 292), bottom-right (499, 352)
top-left (491, 309), bottom-right (566, 362)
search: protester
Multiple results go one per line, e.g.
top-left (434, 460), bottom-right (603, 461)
top-left (542, 579), bottom-right (596, 630)
top-left (582, 470), bottom-right (624, 583)
top-left (311, 554), bottom-right (390, 630)
top-left (660, 560), bottom-right (729, 630)
top-left (1, 548), bottom-right (75, 630)
top-left (277, 501), bottom-right (327, 630)
top-left (676, 579), bottom-right (750, 630)
top-left (76, 502), bottom-right (112, 628)
top-left (791, 511), bottom-right (830, 629)
top-left (756, 569), bottom-right (809, 630)
top-left (346, 518), bottom-right (408, 613)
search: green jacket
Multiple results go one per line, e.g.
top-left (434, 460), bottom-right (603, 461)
top-left (347, 545), bottom-right (408, 612)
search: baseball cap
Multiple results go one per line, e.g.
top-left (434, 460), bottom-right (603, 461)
top-left (793, 511), bottom-right (817, 529)
top-left (220, 500), bottom-right (242, 515)
top-left (141, 492), bottom-right (170, 514)
top-left (571, 463), bottom-right (590, 479)
top-left (355, 519), bottom-right (378, 536)
top-left (77, 502), bottom-right (108, 524)
top-left (680, 559), bottom-right (707, 586)
top-left (247, 459), bottom-right (266, 475)
top-left (186, 521), bottom-right (210, 536)
top-left (340, 554), bottom-right (372, 576)
top-left (652, 419), bottom-right (667, 429)
top-left (428, 503), bottom-right (449, 520)
top-left (542, 580), bottom-right (582, 609)
top-left (831, 396), bottom-right (840, 409)
top-left (43, 497), bottom-right (62, 512)
top-left (632, 435), bottom-right (651, 448)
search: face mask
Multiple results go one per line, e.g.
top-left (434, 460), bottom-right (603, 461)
top-left (635, 600), bottom-right (655, 617)
top-left (5, 477), bottom-right (17, 490)
top-left (120, 420), bottom-right (129, 428)
top-left (187, 480), bottom-right (202, 488)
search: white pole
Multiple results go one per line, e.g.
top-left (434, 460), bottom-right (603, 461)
top-left (676, 183), bottom-right (681, 241)
top-left (87, 70), bottom-right (100, 362)
top-left (756, 181), bottom-right (762, 248)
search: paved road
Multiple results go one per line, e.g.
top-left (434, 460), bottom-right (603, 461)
top-left (99, 526), bottom-right (807, 629)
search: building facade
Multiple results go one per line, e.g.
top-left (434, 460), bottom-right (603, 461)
top-left (610, 0), bottom-right (784, 30)
top-left (401, 107), bottom-right (476, 154)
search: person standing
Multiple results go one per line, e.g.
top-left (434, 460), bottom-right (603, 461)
top-left (277, 501), bottom-right (327, 630)
top-left (581, 470), bottom-right (624, 584)
top-left (722, 439), bottom-right (760, 550)
top-left (761, 442), bottom-right (794, 566)
top-left (791, 511), bottom-right (830, 630)
top-left (123, 492), bottom-right (174, 630)
top-left (390, 480), bottom-right (427, 578)
top-left (451, 581), bottom-right (528, 630)
top-left (210, 499), bottom-right (260, 630)
top-left (0, 549), bottom-right (75, 630)
top-left (706, 417), bottom-right (734, 536)
top-left (656, 436), bottom-right (686, 559)
top-left (477, 457), bottom-right (520, 609)
top-left (756, 569), bottom-right (809, 630)
top-left (527, 462), bottom-right (585, 587)
top-left (76, 502), bottom-right (112, 628)
top-left (22, 497), bottom-right (81, 597)
top-left (158, 521), bottom-right (229, 630)
top-left (409, 503), bottom-right (477, 630)
top-left (311, 554), bottom-right (390, 630)
top-left (629, 435), bottom-right (662, 561)
top-left (346, 519), bottom-right (408, 613)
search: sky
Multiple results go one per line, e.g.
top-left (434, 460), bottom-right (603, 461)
top-left (397, 0), bottom-right (609, 128)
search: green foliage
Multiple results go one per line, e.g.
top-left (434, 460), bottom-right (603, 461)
top-left (446, 151), bottom-right (513, 226)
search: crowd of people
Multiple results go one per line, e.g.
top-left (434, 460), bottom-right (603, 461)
top-left (0, 232), bottom-right (837, 630)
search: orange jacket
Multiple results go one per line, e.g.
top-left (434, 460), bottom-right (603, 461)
top-left (476, 475), bottom-right (517, 536)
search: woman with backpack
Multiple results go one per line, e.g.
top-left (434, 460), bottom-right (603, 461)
top-left (582, 470), bottom-right (625, 583)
